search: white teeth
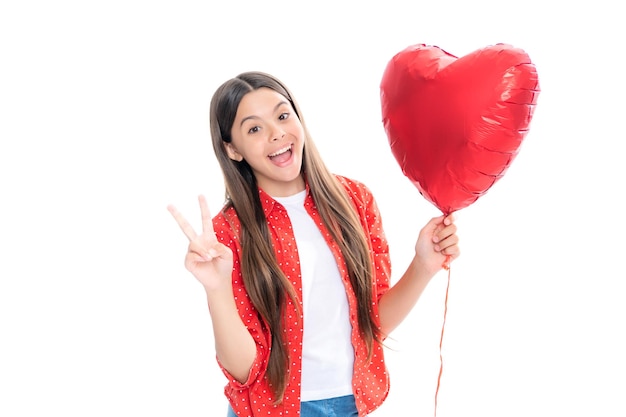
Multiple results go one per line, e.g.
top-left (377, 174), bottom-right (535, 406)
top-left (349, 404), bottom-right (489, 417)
top-left (269, 146), bottom-right (291, 157)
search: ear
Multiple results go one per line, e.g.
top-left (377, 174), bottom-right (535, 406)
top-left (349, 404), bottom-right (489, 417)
top-left (224, 142), bottom-right (243, 162)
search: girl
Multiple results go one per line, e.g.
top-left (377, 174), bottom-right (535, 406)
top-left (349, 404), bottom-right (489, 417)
top-left (167, 71), bottom-right (460, 417)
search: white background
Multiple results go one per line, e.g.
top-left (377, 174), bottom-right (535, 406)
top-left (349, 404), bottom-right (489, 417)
top-left (1, 1), bottom-right (624, 416)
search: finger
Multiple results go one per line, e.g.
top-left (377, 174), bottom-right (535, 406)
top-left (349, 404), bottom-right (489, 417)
top-left (443, 211), bottom-right (458, 226)
top-left (167, 204), bottom-right (198, 241)
top-left (441, 245), bottom-right (460, 259)
top-left (424, 215), bottom-right (444, 237)
top-left (433, 221), bottom-right (457, 242)
top-left (189, 239), bottom-right (230, 261)
top-left (437, 234), bottom-right (460, 254)
top-left (207, 241), bottom-right (232, 260)
top-left (185, 251), bottom-right (206, 265)
top-left (198, 195), bottom-right (215, 235)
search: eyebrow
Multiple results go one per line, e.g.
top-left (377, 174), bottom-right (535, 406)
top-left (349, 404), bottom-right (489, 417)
top-left (239, 100), bottom-right (290, 127)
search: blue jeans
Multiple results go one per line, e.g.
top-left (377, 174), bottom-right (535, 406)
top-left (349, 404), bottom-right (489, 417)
top-left (227, 394), bottom-right (360, 416)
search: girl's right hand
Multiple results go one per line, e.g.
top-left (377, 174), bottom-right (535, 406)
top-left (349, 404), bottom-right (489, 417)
top-left (167, 195), bottom-right (234, 291)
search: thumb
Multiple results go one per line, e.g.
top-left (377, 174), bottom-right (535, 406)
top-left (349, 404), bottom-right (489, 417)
top-left (426, 214), bottom-right (446, 231)
top-left (207, 241), bottom-right (233, 261)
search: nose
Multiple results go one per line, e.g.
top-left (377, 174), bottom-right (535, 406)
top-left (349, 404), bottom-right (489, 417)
top-left (270, 125), bottom-right (286, 141)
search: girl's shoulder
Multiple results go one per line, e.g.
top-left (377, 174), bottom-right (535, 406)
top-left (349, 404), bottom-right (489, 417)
top-left (334, 174), bottom-right (375, 202)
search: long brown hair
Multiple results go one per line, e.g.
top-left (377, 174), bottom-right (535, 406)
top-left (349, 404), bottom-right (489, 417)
top-left (209, 71), bottom-right (381, 402)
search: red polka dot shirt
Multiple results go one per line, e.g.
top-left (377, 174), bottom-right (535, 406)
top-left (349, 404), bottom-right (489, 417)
top-left (212, 175), bottom-right (392, 416)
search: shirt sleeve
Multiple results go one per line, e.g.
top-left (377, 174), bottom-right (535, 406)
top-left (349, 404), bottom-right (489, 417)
top-left (212, 212), bottom-right (271, 389)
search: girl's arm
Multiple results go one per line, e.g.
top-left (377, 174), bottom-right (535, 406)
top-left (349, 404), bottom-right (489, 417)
top-left (378, 214), bottom-right (459, 336)
top-left (205, 283), bottom-right (256, 384)
top-left (168, 196), bottom-right (256, 383)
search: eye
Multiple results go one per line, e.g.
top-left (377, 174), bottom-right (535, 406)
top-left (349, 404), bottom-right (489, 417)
top-left (278, 112), bottom-right (289, 121)
top-left (247, 126), bottom-right (260, 134)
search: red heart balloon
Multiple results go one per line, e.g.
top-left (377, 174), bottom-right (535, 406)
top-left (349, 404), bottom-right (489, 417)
top-left (380, 43), bottom-right (540, 215)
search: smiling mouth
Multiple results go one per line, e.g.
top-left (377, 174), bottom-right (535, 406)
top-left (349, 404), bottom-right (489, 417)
top-left (268, 145), bottom-right (293, 164)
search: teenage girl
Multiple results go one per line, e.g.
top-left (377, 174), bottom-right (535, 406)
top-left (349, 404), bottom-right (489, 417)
top-left (167, 71), bottom-right (460, 417)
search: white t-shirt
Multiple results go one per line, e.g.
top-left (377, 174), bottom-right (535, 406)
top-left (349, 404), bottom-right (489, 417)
top-left (273, 191), bottom-right (355, 401)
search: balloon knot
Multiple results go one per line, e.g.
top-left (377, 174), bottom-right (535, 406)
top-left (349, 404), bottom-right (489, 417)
top-left (442, 255), bottom-right (451, 270)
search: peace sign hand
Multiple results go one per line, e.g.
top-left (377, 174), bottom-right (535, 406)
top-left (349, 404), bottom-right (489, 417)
top-left (167, 195), bottom-right (234, 291)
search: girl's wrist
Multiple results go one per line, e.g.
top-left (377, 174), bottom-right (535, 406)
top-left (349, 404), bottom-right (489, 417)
top-left (409, 254), bottom-right (437, 283)
top-left (204, 280), bottom-right (235, 303)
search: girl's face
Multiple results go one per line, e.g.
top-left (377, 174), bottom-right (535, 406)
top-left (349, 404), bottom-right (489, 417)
top-left (226, 87), bottom-right (306, 197)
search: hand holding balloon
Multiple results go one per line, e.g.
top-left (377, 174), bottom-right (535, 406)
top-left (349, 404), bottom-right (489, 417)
top-left (415, 213), bottom-right (460, 274)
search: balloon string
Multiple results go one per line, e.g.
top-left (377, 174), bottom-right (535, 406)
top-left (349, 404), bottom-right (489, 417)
top-left (434, 255), bottom-right (451, 417)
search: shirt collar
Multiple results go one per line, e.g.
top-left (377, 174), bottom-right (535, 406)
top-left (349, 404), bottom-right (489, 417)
top-left (258, 182), bottom-right (312, 217)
